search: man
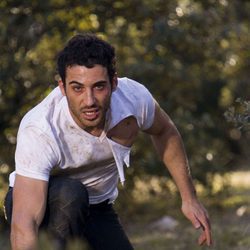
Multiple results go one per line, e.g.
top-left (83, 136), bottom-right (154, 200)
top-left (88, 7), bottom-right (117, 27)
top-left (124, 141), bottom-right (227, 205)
top-left (4, 33), bottom-right (212, 250)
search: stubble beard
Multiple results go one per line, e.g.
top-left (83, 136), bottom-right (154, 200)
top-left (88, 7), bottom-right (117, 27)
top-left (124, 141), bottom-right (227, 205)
top-left (68, 97), bottom-right (111, 132)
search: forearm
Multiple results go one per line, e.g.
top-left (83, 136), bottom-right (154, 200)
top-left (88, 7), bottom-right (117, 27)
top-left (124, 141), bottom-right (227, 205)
top-left (148, 105), bottom-right (212, 246)
top-left (151, 125), bottom-right (197, 201)
top-left (11, 220), bottom-right (38, 250)
top-left (11, 175), bottom-right (48, 250)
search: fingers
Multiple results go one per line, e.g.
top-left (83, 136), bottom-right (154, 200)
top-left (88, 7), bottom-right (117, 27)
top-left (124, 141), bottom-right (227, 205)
top-left (191, 208), bottom-right (212, 246)
top-left (190, 217), bottom-right (212, 246)
top-left (197, 217), bottom-right (212, 246)
top-left (186, 211), bottom-right (212, 246)
top-left (198, 229), bottom-right (207, 245)
top-left (204, 222), bottom-right (212, 246)
top-left (190, 215), bottom-right (201, 229)
top-left (181, 200), bottom-right (212, 246)
top-left (182, 205), bottom-right (201, 229)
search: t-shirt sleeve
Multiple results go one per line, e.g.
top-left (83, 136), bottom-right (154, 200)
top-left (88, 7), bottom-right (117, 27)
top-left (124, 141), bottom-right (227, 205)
top-left (15, 126), bottom-right (59, 181)
top-left (126, 78), bottom-right (156, 130)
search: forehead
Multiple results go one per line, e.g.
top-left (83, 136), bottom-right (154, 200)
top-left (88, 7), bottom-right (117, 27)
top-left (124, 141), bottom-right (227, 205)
top-left (65, 65), bottom-right (109, 83)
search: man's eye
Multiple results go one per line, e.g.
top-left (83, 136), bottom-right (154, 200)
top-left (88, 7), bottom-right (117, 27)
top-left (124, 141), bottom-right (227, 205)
top-left (95, 85), bottom-right (104, 90)
top-left (73, 86), bottom-right (82, 92)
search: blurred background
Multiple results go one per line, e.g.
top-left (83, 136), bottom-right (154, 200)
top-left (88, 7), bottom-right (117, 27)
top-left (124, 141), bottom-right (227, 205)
top-left (0, 0), bottom-right (249, 249)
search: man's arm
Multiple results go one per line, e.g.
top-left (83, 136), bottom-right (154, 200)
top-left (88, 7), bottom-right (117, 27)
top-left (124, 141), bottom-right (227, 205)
top-left (144, 103), bottom-right (212, 246)
top-left (11, 174), bottom-right (48, 250)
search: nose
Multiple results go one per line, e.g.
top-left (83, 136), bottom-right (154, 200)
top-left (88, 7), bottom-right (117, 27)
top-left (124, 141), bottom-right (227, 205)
top-left (83, 89), bottom-right (96, 107)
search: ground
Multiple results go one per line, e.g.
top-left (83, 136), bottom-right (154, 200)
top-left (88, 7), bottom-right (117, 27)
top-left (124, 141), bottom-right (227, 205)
top-left (121, 171), bottom-right (250, 250)
top-left (0, 170), bottom-right (250, 250)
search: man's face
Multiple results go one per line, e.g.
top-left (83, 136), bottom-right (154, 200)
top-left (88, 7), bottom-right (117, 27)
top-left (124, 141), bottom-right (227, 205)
top-left (59, 64), bottom-right (117, 134)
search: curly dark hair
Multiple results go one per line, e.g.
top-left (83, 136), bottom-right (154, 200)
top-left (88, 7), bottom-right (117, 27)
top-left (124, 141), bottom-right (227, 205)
top-left (57, 33), bottom-right (116, 85)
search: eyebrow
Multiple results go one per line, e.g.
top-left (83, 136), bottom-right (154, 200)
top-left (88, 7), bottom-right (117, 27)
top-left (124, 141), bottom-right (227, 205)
top-left (68, 80), bottom-right (108, 86)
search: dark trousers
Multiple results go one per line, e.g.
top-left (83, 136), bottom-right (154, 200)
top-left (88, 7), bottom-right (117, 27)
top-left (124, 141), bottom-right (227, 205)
top-left (4, 176), bottom-right (134, 250)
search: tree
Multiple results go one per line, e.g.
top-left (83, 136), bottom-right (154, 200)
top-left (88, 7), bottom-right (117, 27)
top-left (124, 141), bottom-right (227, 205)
top-left (0, 0), bottom-right (249, 194)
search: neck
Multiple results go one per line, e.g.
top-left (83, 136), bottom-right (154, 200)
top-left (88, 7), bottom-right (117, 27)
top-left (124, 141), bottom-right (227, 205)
top-left (84, 125), bottom-right (104, 137)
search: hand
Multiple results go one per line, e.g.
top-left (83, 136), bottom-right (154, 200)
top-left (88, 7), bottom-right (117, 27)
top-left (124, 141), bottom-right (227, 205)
top-left (181, 198), bottom-right (212, 246)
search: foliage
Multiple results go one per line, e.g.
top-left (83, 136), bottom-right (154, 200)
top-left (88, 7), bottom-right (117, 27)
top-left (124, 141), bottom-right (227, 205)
top-left (224, 98), bottom-right (250, 131)
top-left (0, 0), bottom-right (249, 200)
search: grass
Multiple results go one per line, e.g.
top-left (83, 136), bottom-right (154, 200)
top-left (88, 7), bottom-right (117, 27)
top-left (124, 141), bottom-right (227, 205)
top-left (126, 208), bottom-right (250, 250)
top-left (1, 170), bottom-right (250, 250)
top-left (118, 171), bottom-right (250, 250)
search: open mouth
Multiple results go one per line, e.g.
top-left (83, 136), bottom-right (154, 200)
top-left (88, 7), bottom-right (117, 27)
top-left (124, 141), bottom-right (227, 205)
top-left (82, 109), bottom-right (100, 120)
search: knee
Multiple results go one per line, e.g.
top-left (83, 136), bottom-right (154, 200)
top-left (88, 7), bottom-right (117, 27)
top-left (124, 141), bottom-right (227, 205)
top-left (48, 177), bottom-right (89, 210)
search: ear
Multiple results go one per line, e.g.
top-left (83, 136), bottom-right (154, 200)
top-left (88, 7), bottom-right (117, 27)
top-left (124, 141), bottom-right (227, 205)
top-left (111, 74), bottom-right (118, 92)
top-left (58, 79), bottom-right (66, 96)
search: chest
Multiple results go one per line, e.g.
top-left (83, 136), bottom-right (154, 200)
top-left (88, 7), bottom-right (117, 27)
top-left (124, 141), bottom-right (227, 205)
top-left (57, 116), bottom-right (139, 167)
top-left (107, 116), bottom-right (139, 147)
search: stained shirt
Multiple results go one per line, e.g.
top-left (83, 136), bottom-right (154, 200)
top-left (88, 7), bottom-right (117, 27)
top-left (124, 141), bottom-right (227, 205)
top-left (9, 77), bottom-right (155, 204)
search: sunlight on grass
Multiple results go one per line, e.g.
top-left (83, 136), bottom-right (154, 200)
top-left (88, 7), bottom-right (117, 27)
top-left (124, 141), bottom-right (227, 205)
top-left (206, 171), bottom-right (250, 195)
top-left (228, 171), bottom-right (250, 188)
top-left (222, 194), bottom-right (250, 207)
top-left (209, 171), bottom-right (250, 210)
top-left (131, 171), bottom-right (250, 202)
top-left (132, 176), bottom-right (178, 202)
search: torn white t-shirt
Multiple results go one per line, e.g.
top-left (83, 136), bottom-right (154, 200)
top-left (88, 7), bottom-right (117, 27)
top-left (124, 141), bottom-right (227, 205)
top-left (9, 77), bottom-right (155, 204)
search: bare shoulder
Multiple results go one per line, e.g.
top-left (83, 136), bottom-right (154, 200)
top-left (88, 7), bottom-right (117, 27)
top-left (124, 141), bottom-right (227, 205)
top-left (144, 103), bottom-right (175, 136)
